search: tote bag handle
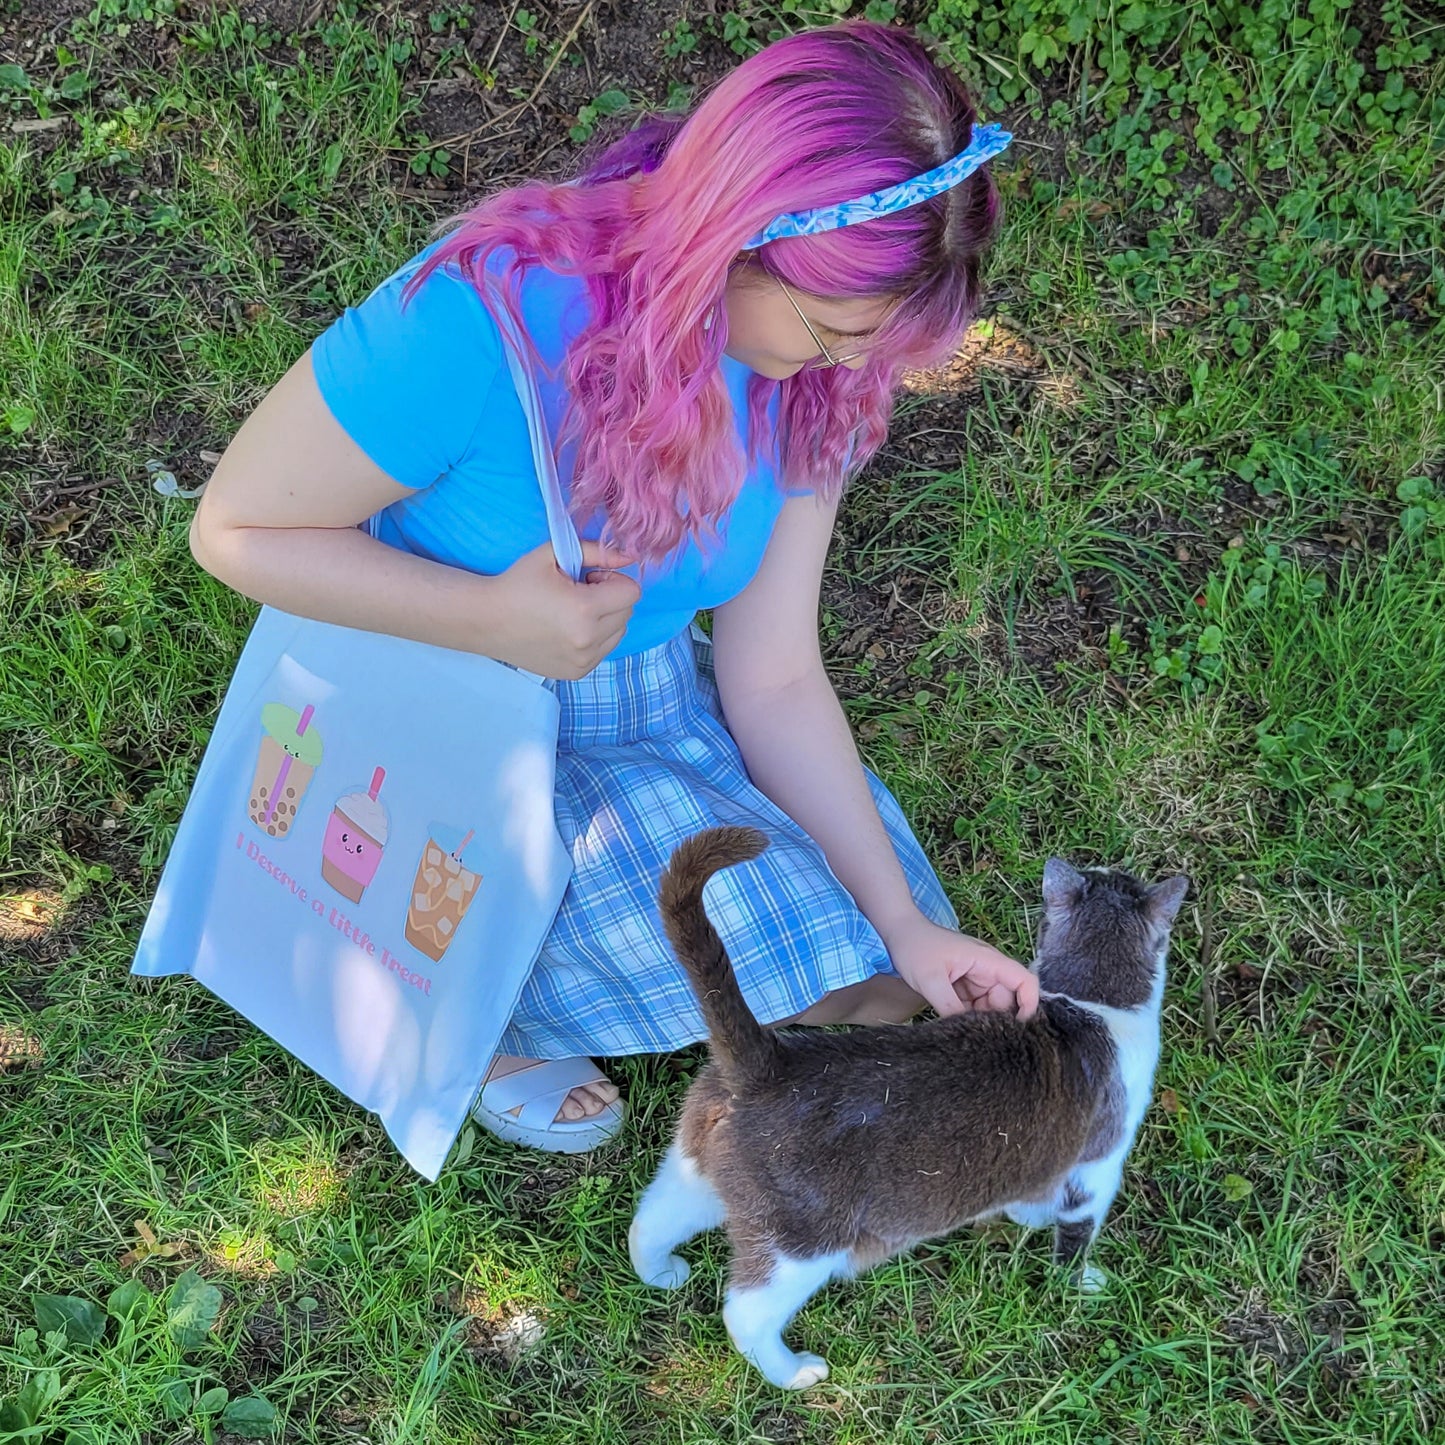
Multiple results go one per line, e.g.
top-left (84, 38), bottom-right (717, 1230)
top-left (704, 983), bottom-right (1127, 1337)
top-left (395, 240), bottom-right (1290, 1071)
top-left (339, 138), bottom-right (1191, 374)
top-left (487, 281), bottom-right (585, 584)
top-left (365, 274), bottom-right (586, 587)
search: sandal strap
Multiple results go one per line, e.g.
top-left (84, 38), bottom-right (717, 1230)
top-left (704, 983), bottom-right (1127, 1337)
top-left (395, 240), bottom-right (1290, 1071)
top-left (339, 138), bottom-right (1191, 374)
top-left (481, 1057), bottom-right (610, 1129)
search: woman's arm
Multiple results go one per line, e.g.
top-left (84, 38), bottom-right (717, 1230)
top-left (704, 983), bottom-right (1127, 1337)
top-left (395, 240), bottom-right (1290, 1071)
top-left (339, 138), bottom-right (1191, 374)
top-left (711, 492), bottom-right (1037, 1019)
top-left (189, 351), bottom-right (638, 678)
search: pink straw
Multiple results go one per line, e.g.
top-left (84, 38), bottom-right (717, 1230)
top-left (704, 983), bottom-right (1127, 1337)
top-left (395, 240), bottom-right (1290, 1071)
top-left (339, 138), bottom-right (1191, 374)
top-left (452, 828), bottom-right (475, 862)
top-left (262, 762), bottom-right (288, 826)
top-left (296, 704), bottom-right (314, 735)
top-left (368, 766), bottom-right (385, 800)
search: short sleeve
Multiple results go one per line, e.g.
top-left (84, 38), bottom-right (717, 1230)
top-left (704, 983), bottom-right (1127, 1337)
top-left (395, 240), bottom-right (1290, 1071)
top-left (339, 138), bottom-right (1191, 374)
top-left (310, 253), bottom-right (504, 490)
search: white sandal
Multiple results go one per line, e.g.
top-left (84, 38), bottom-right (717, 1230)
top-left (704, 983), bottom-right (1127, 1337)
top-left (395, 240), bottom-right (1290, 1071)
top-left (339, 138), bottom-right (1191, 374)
top-left (471, 1057), bottom-right (625, 1154)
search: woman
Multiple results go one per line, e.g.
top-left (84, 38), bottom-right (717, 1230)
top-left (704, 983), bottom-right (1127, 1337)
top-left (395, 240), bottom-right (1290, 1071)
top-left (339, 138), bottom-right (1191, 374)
top-left (188, 19), bottom-right (1038, 1153)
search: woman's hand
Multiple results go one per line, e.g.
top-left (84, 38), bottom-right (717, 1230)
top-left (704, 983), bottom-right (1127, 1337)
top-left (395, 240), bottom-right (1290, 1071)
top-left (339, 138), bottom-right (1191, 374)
top-left (187, 355), bottom-right (640, 669)
top-left (488, 539), bottom-right (640, 678)
top-left (881, 912), bottom-right (1039, 1021)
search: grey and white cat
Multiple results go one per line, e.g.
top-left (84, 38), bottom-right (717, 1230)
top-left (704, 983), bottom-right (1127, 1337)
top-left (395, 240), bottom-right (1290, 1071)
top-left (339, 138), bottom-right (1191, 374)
top-left (629, 827), bottom-right (1186, 1390)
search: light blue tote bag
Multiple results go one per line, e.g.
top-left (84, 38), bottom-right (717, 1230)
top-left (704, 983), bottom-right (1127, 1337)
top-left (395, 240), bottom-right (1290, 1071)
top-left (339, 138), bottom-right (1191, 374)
top-left (133, 296), bottom-right (583, 1179)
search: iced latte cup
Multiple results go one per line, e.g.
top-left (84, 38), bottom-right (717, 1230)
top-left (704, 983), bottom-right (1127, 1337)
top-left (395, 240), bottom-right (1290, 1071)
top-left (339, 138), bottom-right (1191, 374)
top-left (405, 825), bottom-right (481, 963)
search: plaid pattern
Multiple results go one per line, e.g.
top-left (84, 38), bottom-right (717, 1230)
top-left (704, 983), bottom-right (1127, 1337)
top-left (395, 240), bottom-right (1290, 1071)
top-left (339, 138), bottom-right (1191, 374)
top-left (497, 628), bottom-right (957, 1059)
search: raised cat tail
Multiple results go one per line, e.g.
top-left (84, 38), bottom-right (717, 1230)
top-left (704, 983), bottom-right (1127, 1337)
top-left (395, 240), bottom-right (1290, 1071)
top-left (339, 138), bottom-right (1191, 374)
top-left (660, 828), bottom-right (783, 1084)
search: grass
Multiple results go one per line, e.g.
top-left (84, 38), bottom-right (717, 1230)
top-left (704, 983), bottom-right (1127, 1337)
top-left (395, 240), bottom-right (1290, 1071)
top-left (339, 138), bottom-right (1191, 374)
top-left (1, 0), bottom-right (1442, 1441)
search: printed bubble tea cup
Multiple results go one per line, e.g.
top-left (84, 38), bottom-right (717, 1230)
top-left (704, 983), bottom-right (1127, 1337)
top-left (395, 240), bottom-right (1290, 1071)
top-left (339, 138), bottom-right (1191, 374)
top-left (405, 826), bottom-right (481, 963)
top-left (321, 766), bottom-right (389, 904)
top-left (247, 703), bottom-right (323, 838)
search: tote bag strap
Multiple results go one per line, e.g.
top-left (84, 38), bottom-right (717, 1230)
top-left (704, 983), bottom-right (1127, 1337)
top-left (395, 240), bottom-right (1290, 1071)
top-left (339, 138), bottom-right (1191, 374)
top-left (486, 280), bottom-right (585, 585)
top-left (364, 273), bottom-right (585, 588)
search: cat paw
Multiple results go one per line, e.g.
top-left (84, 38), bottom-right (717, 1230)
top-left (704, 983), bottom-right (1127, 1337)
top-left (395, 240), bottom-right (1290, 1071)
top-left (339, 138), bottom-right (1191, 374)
top-left (781, 1353), bottom-right (830, 1390)
top-left (637, 1254), bottom-right (691, 1290)
top-left (1078, 1264), bottom-right (1107, 1294)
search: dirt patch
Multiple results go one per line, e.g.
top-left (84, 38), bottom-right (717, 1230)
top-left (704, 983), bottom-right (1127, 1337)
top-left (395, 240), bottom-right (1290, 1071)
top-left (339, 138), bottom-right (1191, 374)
top-left (363, 0), bottom-right (732, 208)
top-left (0, 885), bottom-right (65, 944)
top-left (901, 316), bottom-right (1050, 404)
top-left (2, 435), bottom-right (209, 572)
top-left (235, 1304), bottom-right (288, 1369)
top-left (3, 469), bottom-right (128, 550)
top-left (0, 1022), bottom-right (45, 1070)
top-left (1222, 1299), bottom-right (1362, 1398)
top-left (163, 1027), bottom-right (244, 1063)
top-left (1210, 957), bottom-right (1304, 1032)
top-left (0, 873), bottom-right (114, 1012)
top-left (234, 0), bottom-right (320, 33)
top-left (447, 1283), bottom-right (550, 1365)
top-left (1225, 1309), bottom-right (1315, 1378)
top-left (823, 567), bottom-right (974, 705)
top-left (746, 1410), bottom-right (811, 1445)
top-left (502, 1159), bottom-right (588, 1223)
top-left (0, 0), bottom-right (92, 53)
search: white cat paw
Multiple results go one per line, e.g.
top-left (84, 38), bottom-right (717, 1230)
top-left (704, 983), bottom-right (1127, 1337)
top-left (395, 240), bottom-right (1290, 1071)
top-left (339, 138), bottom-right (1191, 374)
top-left (1078, 1264), bottom-right (1108, 1294)
top-left (637, 1254), bottom-right (691, 1290)
top-left (781, 1353), bottom-right (830, 1390)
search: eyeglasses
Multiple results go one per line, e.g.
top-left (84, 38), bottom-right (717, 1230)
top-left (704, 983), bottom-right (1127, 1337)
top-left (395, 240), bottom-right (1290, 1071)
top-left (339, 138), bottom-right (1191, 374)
top-left (775, 275), bottom-right (877, 369)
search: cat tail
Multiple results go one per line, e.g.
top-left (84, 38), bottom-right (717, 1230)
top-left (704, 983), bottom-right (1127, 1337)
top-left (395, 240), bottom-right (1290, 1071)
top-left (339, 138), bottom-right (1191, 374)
top-left (660, 827), bottom-right (784, 1084)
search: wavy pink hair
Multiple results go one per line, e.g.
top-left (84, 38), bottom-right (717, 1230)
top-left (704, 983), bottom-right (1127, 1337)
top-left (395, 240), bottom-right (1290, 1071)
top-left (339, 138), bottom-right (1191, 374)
top-left (406, 19), bottom-right (1002, 563)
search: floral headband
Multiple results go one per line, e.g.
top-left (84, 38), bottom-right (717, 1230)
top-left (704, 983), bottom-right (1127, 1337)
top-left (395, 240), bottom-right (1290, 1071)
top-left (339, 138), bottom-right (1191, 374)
top-left (743, 122), bottom-right (1012, 250)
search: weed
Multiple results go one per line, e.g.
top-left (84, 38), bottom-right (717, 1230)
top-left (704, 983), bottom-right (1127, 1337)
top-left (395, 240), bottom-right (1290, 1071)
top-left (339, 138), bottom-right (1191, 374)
top-left (660, 18), bottom-right (697, 58)
top-left (0, 1273), bottom-right (279, 1438)
top-left (513, 7), bottom-right (540, 58)
top-left (569, 87), bottom-right (630, 145)
top-left (408, 137), bottom-right (452, 180)
top-left (427, 3), bottom-right (473, 35)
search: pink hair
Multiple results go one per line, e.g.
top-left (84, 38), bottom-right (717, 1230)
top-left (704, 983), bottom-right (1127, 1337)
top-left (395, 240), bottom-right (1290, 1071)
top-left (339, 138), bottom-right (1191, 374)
top-left (406, 19), bottom-right (1002, 563)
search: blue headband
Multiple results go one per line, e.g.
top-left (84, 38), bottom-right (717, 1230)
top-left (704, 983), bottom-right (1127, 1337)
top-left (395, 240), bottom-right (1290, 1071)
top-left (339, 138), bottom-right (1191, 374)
top-left (743, 122), bottom-right (1012, 250)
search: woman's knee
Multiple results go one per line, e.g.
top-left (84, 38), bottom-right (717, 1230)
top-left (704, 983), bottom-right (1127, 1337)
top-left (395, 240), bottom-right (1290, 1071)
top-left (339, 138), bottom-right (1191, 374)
top-left (847, 975), bottom-right (927, 1024)
top-left (782, 974), bottom-right (925, 1027)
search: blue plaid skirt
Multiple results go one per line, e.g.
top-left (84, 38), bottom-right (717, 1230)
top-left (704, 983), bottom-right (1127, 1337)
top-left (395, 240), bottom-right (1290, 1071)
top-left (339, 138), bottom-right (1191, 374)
top-left (496, 627), bottom-right (956, 1059)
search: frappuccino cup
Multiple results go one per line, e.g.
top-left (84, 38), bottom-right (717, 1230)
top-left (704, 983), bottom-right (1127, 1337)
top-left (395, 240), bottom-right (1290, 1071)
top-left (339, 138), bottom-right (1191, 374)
top-left (321, 766), bottom-right (389, 904)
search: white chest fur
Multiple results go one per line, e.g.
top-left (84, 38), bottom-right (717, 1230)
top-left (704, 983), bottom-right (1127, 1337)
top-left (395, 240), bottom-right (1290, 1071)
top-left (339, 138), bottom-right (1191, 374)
top-left (1043, 946), bottom-right (1166, 1144)
top-left (1007, 952), bottom-right (1168, 1284)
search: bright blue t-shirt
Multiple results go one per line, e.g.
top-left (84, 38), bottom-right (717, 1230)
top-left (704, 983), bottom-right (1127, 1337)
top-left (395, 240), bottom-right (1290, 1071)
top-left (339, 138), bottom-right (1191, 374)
top-left (310, 243), bottom-right (789, 658)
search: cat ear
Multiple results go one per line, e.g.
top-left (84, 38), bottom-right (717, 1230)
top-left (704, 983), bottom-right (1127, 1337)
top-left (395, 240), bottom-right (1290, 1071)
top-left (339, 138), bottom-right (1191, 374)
top-left (1042, 857), bottom-right (1086, 910)
top-left (1148, 876), bottom-right (1190, 925)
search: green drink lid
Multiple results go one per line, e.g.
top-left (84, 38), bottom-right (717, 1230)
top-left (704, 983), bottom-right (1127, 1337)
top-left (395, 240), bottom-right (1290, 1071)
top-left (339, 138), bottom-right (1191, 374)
top-left (260, 702), bottom-right (324, 767)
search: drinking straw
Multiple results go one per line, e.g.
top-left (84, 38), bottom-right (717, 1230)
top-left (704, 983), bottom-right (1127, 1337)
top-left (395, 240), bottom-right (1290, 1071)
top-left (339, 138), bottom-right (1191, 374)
top-left (368, 766), bottom-right (385, 800)
top-left (263, 704), bottom-right (315, 827)
top-left (452, 828), bottom-right (475, 863)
